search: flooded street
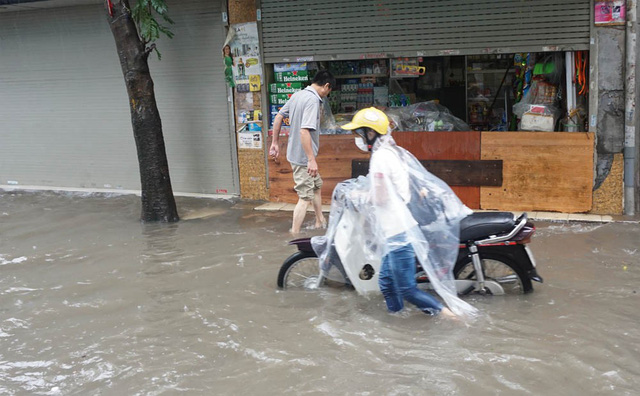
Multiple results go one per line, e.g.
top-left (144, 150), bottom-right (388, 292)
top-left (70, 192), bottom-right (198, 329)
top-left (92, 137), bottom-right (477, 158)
top-left (1, 190), bottom-right (639, 395)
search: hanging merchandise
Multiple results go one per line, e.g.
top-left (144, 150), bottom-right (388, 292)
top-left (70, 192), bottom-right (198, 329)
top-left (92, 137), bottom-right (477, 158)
top-left (510, 53), bottom-right (528, 130)
top-left (559, 51), bottom-right (589, 132)
top-left (575, 51), bottom-right (589, 96)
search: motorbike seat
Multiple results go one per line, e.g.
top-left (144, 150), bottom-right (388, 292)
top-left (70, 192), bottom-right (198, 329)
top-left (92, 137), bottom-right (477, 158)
top-left (459, 212), bottom-right (516, 242)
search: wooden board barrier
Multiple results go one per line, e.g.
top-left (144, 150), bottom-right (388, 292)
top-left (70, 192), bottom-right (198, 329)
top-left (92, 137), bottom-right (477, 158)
top-left (480, 132), bottom-right (594, 213)
top-left (352, 159), bottom-right (502, 186)
top-left (268, 132), bottom-right (482, 207)
top-left (268, 134), bottom-right (369, 205)
top-left (393, 131), bottom-right (481, 208)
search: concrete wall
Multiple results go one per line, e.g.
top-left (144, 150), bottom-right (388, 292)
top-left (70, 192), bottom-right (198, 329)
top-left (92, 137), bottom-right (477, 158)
top-left (596, 28), bottom-right (626, 153)
top-left (594, 26), bottom-right (626, 190)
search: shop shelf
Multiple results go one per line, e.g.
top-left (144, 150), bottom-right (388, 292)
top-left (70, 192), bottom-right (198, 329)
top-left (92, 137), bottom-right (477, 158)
top-left (334, 74), bottom-right (388, 79)
top-left (467, 69), bottom-right (515, 74)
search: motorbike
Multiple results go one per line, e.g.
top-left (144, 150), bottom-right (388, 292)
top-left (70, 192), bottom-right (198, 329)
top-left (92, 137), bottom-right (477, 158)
top-left (277, 210), bottom-right (543, 296)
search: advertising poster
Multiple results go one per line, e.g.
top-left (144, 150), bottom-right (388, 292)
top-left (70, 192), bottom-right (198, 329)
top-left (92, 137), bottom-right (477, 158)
top-left (595, 1), bottom-right (626, 25)
top-left (238, 131), bottom-right (263, 149)
top-left (390, 58), bottom-right (425, 78)
top-left (237, 122), bottom-right (262, 150)
top-left (237, 110), bottom-right (262, 124)
top-left (228, 22), bottom-right (262, 92)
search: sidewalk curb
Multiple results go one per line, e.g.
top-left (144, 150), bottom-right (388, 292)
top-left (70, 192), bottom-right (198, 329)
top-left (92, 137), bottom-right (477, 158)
top-left (254, 203), bottom-right (639, 224)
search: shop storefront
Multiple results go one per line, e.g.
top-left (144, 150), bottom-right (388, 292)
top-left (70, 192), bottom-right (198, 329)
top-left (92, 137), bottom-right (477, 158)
top-left (260, 0), bottom-right (598, 213)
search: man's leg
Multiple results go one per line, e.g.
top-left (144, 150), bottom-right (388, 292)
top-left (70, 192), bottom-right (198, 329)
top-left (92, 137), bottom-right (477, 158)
top-left (291, 165), bottom-right (314, 234)
top-left (291, 198), bottom-right (310, 234)
top-left (312, 188), bottom-right (326, 228)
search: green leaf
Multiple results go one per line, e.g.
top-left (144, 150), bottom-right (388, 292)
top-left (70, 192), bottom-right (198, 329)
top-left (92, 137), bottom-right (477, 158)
top-left (150, 0), bottom-right (168, 15)
top-left (131, 0), bottom-right (174, 52)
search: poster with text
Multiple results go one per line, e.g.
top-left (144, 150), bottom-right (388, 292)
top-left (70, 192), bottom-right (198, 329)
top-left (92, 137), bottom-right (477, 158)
top-left (229, 22), bottom-right (262, 87)
top-left (238, 132), bottom-right (263, 149)
top-left (595, 1), bottom-right (626, 25)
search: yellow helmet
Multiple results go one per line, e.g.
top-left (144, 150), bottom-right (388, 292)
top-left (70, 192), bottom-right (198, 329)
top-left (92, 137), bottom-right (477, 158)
top-left (341, 107), bottom-right (389, 135)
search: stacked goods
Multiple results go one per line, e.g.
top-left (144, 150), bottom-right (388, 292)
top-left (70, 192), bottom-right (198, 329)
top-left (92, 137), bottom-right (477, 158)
top-left (270, 63), bottom-right (310, 133)
top-left (274, 70), bottom-right (309, 82)
top-left (269, 104), bottom-right (291, 129)
top-left (269, 93), bottom-right (293, 105)
top-left (269, 82), bottom-right (303, 94)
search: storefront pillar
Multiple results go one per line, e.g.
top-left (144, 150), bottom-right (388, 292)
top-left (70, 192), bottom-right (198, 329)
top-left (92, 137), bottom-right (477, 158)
top-left (591, 15), bottom-right (626, 215)
top-left (624, 0), bottom-right (638, 215)
top-left (228, 0), bottom-right (269, 200)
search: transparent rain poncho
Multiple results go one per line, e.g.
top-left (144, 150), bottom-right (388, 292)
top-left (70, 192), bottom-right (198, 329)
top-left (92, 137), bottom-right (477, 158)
top-left (311, 134), bottom-right (478, 318)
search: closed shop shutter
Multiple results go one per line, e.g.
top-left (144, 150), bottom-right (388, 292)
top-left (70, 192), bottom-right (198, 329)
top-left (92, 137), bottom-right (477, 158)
top-left (261, 0), bottom-right (591, 62)
top-left (0, 0), bottom-right (238, 195)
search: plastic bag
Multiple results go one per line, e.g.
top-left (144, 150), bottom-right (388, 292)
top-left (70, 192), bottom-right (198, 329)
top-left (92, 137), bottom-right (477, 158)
top-left (319, 100), bottom-right (350, 134)
top-left (513, 53), bottom-right (563, 121)
top-left (394, 101), bottom-right (471, 131)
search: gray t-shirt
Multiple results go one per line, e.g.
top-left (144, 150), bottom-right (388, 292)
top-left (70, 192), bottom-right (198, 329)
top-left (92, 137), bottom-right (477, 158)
top-left (278, 86), bottom-right (322, 166)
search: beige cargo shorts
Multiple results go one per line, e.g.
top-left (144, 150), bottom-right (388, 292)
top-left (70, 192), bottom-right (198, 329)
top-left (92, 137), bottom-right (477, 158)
top-left (292, 165), bottom-right (323, 201)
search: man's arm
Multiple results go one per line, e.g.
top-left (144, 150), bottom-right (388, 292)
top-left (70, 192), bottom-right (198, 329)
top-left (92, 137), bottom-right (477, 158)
top-left (269, 114), bottom-right (284, 159)
top-left (299, 128), bottom-right (318, 177)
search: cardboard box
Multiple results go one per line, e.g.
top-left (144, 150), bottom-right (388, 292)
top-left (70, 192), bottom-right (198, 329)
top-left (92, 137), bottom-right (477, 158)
top-left (521, 112), bottom-right (556, 132)
top-left (269, 93), bottom-right (293, 105)
top-left (373, 86), bottom-right (389, 106)
top-left (274, 70), bottom-right (309, 83)
top-left (269, 104), bottom-right (290, 127)
top-left (274, 62), bottom-right (308, 72)
top-left (269, 82), bottom-right (304, 94)
top-left (269, 104), bottom-right (282, 113)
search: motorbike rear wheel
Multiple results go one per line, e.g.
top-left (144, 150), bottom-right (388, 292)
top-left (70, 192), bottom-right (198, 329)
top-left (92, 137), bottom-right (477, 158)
top-left (454, 253), bottom-right (532, 294)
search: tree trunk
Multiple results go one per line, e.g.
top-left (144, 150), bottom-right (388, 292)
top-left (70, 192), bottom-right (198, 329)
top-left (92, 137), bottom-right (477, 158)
top-left (106, 0), bottom-right (179, 222)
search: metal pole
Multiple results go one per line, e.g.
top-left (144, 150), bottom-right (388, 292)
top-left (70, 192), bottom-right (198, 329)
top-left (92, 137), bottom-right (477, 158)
top-left (624, 0), bottom-right (637, 215)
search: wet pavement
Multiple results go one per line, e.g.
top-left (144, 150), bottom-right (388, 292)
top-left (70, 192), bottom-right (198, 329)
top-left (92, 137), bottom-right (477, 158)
top-left (1, 190), bottom-right (639, 395)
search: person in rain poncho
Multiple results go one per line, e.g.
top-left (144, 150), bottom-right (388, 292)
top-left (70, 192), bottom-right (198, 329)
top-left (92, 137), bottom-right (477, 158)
top-left (336, 107), bottom-right (477, 318)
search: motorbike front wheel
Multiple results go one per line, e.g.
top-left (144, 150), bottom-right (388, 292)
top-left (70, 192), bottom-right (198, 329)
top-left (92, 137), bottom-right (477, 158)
top-left (454, 253), bottom-right (532, 294)
top-left (277, 251), bottom-right (323, 290)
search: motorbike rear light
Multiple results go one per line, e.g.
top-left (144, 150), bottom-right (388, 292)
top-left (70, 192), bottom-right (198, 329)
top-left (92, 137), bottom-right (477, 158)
top-left (513, 222), bottom-right (536, 244)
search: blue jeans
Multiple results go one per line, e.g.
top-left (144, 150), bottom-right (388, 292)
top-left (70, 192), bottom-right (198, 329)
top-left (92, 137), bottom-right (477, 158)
top-left (379, 239), bottom-right (444, 315)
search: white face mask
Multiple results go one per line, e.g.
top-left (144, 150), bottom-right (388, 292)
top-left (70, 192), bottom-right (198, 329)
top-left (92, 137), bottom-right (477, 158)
top-left (354, 137), bottom-right (369, 152)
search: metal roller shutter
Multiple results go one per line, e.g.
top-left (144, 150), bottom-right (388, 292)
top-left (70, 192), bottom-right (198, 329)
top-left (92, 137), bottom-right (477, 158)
top-left (0, 0), bottom-right (238, 195)
top-left (261, 0), bottom-right (591, 62)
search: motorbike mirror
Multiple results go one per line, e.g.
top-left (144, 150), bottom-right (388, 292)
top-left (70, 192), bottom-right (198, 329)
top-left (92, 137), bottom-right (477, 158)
top-left (354, 137), bottom-right (368, 152)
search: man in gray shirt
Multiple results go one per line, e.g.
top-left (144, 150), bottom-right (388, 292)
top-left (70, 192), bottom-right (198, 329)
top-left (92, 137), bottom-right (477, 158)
top-left (269, 70), bottom-right (335, 234)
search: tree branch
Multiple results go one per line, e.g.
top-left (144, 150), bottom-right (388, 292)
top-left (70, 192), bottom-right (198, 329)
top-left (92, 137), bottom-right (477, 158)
top-left (144, 43), bottom-right (157, 58)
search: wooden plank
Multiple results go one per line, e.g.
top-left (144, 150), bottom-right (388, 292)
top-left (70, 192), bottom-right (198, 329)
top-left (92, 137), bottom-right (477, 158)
top-left (268, 132), bottom-right (482, 208)
top-left (480, 132), bottom-right (594, 213)
top-left (352, 159), bottom-right (502, 186)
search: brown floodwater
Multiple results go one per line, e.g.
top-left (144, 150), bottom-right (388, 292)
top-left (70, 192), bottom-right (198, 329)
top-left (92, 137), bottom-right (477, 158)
top-left (1, 190), bottom-right (639, 395)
